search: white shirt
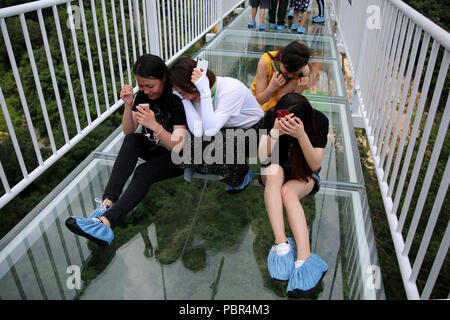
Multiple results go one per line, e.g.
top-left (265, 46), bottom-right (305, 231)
top-left (182, 76), bottom-right (263, 136)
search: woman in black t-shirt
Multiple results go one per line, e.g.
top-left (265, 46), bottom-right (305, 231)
top-left (257, 93), bottom-right (329, 298)
top-left (65, 54), bottom-right (188, 247)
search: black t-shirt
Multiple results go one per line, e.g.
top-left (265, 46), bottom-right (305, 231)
top-left (261, 109), bottom-right (329, 164)
top-left (132, 90), bottom-right (187, 145)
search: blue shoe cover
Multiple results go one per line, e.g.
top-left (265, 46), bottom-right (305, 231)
top-left (297, 27), bottom-right (305, 34)
top-left (248, 20), bottom-right (256, 28)
top-left (288, 10), bottom-right (294, 20)
top-left (312, 16), bottom-right (325, 23)
top-left (258, 24), bottom-right (266, 31)
top-left (286, 253), bottom-right (328, 298)
top-left (267, 238), bottom-right (297, 281)
top-left (277, 24), bottom-right (287, 30)
top-left (290, 24), bottom-right (298, 31)
top-left (65, 216), bottom-right (114, 247)
top-left (269, 23), bottom-right (277, 29)
top-left (225, 167), bottom-right (254, 194)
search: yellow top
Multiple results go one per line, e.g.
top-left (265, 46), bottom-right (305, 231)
top-left (251, 51), bottom-right (281, 111)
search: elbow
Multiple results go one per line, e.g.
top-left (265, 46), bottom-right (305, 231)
top-left (123, 127), bottom-right (134, 135)
top-left (193, 128), bottom-right (203, 138)
top-left (204, 127), bottom-right (220, 137)
top-left (310, 162), bottom-right (321, 172)
top-left (258, 153), bottom-right (267, 164)
top-left (256, 95), bottom-right (266, 105)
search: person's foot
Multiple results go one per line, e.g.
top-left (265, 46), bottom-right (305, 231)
top-left (312, 16), bottom-right (326, 23)
top-left (277, 24), bottom-right (287, 31)
top-left (248, 20), bottom-right (256, 28)
top-left (269, 23), bottom-right (277, 29)
top-left (258, 24), bottom-right (266, 31)
top-left (225, 167), bottom-right (255, 194)
top-left (65, 215), bottom-right (114, 247)
top-left (286, 253), bottom-right (328, 298)
top-left (65, 198), bottom-right (114, 246)
top-left (267, 238), bottom-right (297, 281)
top-left (290, 23), bottom-right (298, 31)
top-left (297, 27), bottom-right (306, 34)
top-left (288, 10), bottom-right (294, 20)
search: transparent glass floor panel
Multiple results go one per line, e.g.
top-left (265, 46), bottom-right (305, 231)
top-left (0, 155), bottom-right (384, 299)
top-left (203, 29), bottom-right (337, 59)
top-left (227, 6), bottom-right (333, 37)
top-left (195, 50), bottom-right (347, 100)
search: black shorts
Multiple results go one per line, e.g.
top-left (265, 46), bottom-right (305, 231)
top-left (250, 0), bottom-right (271, 9)
top-left (258, 161), bottom-right (321, 196)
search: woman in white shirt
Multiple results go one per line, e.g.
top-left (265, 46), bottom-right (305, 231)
top-left (170, 57), bottom-right (264, 192)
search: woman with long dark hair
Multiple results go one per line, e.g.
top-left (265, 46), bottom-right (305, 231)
top-left (169, 57), bottom-right (264, 193)
top-left (251, 41), bottom-right (311, 111)
top-left (257, 93), bottom-right (329, 297)
top-left (65, 54), bottom-right (188, 246)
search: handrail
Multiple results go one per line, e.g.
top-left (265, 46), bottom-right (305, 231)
top-left (330, 0), bottom-right (449, 300)
top-left (0, 0), bottom-right (70, 19)
top-left (389, 0), bottom-right (450, 50)
top-left (0, 0), bottom-right (244, 209)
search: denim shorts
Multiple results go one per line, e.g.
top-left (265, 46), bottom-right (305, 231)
top-left (258, 160), bottom-right (321, 196)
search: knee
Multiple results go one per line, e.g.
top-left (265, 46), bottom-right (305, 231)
top-left (262, 164), bottom-right (284, 186)
top-left (123, 133), bottom-right (141, 147)
top-left (281, 184), bottom-right (296, 201)
top-left (133, 162), bottom-right (151, 179)
top-left (121, 133), bottom-right (142, 152)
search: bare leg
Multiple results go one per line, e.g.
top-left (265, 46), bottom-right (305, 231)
top-left (259, 8), bottom-right (266, 25)
top-left (261, 164), bottom-right (287, 245)
top-left (252, 7), bottom-right (257, 20)
top-left (281, 178), bottom-right (315, 261)
top-left (299, 11), bottom-right (307, 28)
top-left (293, 11), bottom-right (300, 23)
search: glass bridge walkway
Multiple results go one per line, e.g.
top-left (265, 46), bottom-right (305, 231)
top-left (0, 6), bottom-right (385, 300)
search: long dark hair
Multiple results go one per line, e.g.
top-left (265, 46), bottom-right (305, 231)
top-left (276, 93), bottom-right (317, 182)
top-left (169, 57), bottom-right (216, 93)
top-left (266, 41), bottom-right (311, 73)
top-left (133, 54), bottom-right (175, 123)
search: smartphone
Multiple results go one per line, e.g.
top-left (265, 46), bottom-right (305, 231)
top-left (196, 57), bottom-right (208, 77)
top-left (277, 110), bottom-right (290, 119)
top-left (138, 103), bottom-right (149, 109)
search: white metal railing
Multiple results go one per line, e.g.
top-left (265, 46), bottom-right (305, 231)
top-left (330, 0), bottom-right (449, 299)
top-left (0, 0), bottom-right (244, 209)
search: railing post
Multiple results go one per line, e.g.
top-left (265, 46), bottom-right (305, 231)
top-left (216, 0), bottom-right (223, 32)
top-left (349, 1), bottom-right (370, 129)
top-left (146, 0), bottom-right (161, 56)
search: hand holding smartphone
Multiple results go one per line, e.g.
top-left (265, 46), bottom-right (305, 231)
top-left (138, 103), bottom-right (149, 110)
top-left (276, 109), bottom-right (290, 119)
